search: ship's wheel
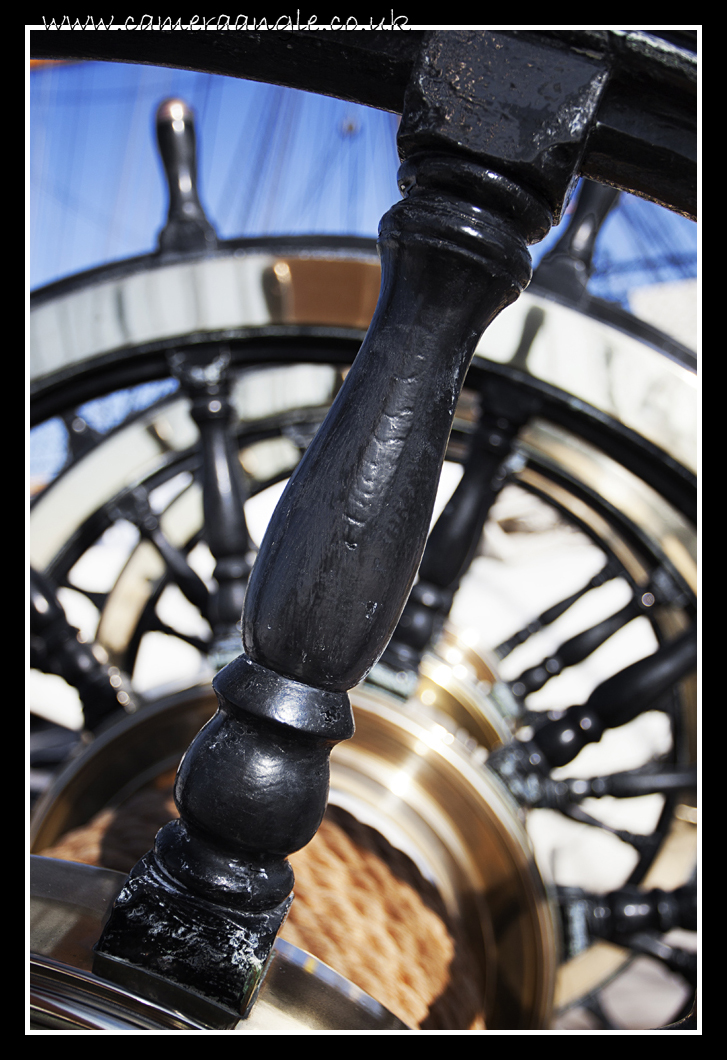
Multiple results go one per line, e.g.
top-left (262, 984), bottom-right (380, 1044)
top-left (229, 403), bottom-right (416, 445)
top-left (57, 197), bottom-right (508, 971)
top-left (29, 32), bottom-right (697, 1032)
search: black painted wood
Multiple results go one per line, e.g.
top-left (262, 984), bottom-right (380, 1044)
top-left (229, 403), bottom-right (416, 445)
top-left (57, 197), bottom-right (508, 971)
top-left (29, 568), bottom-right (136, 730)
top-left (510, 562), bottom-right (690, 697)
top-left (558, 882), bottom-right (696, 955)
top-left (168, 347), bottom-right (254, 653)
top-left (489, 626), bottom-right (697, 803)
top-left (494, 561), bottom-right (619, 660)
top-left (597, 883), bottom-right (696, 936)
top-left (243, 155), bottom-right (546, 692)
top-left (111, 484), bottom-right (211, 619)
top-left (542, 762), bottom-right (696, 804)
top-left (156, 98), bottom-right (217, 254)
top-left (397, 31), bottom-right (609, 225)
top-left (95, 655), bottom-right (354, 1025)
top-left (511, 598), bottom-right (643, 697)
top-left (532, 626), bottom-right (696, 768)
top-left (157, 102), bottom-right (253, 656)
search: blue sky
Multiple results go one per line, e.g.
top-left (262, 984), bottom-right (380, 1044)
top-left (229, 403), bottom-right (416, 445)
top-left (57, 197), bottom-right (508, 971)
top-left (29, 60), bottom-right (402, 289)
top-left (29, 60), bottom-right (697, 301)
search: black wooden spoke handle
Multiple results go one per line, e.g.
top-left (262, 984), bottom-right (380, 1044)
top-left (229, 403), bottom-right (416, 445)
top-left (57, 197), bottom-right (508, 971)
top-left (511, 599), bottom-right (642, 697)
top-left (540, 762), bottom-right (696, 805)
top-left (531, 626), bottom-right (697, 769)
top-left (510, 564), bottom-right (690, 697)
top-left (489, 627), bottom-right (697, 802)
top-left (495, 560), bottom-right (619, 660)
top-left (156, 98), bottom-right (217, 254)
top-left (559, 882), bottom-right (696, 942)
top-left (30, 567), bottom-right (137, 729)
top-left (111, 485), bottom-right (211, 618)
top-left (169, 347), bottom-right (254, 650)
